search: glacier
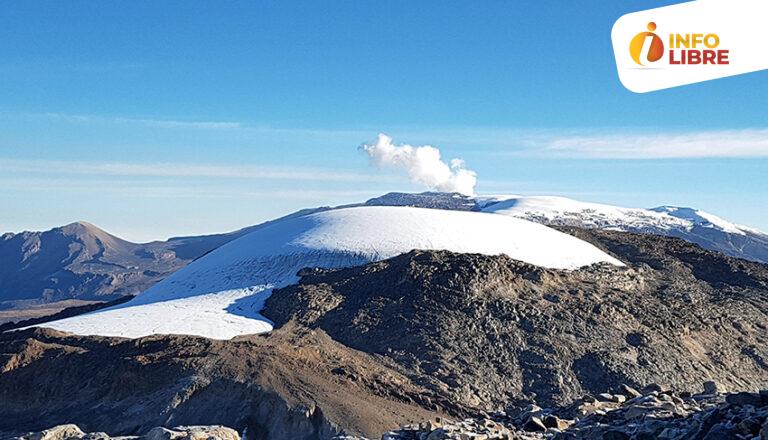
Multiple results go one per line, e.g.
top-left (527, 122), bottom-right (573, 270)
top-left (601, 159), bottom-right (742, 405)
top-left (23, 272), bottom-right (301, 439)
top-left (39, 206), bottom-right (622, 340)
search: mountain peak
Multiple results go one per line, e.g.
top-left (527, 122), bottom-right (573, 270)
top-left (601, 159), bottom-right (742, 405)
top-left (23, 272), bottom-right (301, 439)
top-left (60, 220), bottom-right (99, 231)
top-left (50, 221), bottom-right (139, 255)
top-left (55, 220), bottom-right (122, 239)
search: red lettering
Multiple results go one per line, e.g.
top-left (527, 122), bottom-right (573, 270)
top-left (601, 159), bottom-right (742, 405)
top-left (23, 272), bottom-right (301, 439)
top-left (718, 50), bottom-right (730, 64)
top-left (666, 49), bottom-right (730, 65)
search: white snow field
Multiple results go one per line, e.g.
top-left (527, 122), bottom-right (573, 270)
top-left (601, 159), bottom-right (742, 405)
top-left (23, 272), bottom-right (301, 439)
top-left (40, 206), bottom-right (622, 340)
top-left (480, 195), bottom-right (761, 235)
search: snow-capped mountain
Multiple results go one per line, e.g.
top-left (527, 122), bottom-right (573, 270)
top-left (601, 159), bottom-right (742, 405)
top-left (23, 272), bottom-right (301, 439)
top-left (479, 195), bottom-right (768, 264)
top-left (362, 192), bottom-right (768, 264)
top-left (40, 206), bottom-right (622, 339)
top-left (480, 196), bottom-right (691, 231)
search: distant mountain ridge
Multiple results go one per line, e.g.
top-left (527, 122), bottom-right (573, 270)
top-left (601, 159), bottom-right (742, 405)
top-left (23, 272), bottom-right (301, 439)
top-left (0, 221), bottom-right (251, 308)
top-left (0, 221), bottom-right (177, 305)
top-left (0, 207), bottom-right (335, 314)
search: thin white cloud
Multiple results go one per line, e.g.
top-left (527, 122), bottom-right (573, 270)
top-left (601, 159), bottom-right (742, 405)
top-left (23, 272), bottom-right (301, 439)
top-left (540, 129), bottom-right (768, 159)
top-left (1, 111), bottom-right (382, 138)
top-left (0, 177), bottom-right (384, 200)
top-left (9, 111), bottom-right (768, 159)
top-left (0, 158), bottom-right (396, 183)
top-left (41, 112), bottom-right (242, 130)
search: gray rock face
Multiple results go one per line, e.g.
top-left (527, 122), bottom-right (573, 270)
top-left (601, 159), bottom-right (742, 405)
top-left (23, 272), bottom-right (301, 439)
top-left (265, 228), bottom-right (768, 408)
top-left (363, 192), bottom-right (477, 211)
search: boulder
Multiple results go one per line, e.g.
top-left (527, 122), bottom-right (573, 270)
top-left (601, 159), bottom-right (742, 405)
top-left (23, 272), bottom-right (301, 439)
top-left (702, 423), bottom-right (741, 440)
top-left (619, 384), bottom-right (641, 399)
top-left (27, 425), bottom-right (85, 440)
top-left (143, 428), bottom-right (184, 440)
top-left (542, 415), bottom-right (569, 430)
top-left (640, 383), bottom-right (666, 395)
top-left (703, 381), bottom-right (723, 395)
top-left (601, 430), bottom-right (630, 440)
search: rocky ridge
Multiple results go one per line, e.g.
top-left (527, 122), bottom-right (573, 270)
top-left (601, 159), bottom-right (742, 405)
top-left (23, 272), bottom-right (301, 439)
top-left (0, 324), bottom-right (440, 439)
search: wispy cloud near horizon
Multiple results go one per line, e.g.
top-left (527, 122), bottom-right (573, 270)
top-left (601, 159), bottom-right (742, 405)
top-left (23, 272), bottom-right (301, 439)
top-left (12, 111), bottom-right (768, 160)
top-left (0, 176), bottom-right (384, 200)
top-left (3, 111), bottom-right (379, 136)
top-left (0, 158), bottom-right (397, 183)
top-left (536, 128), bottom-right (768, 159)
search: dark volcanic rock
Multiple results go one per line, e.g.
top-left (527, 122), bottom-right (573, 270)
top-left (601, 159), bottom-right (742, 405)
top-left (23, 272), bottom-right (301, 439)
top-left (265, 230), bottom-right (768, 409)
top-left (363, 192), bottom-right (477, 211)
top-left (0, 326), bottom-right (442, 440)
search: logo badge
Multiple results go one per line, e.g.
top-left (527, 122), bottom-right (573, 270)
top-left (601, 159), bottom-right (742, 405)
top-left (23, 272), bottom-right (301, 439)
top-left (612, 0), bottom-right (768, 93)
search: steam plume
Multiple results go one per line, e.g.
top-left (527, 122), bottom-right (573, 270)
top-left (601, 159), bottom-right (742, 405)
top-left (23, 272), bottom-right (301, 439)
top-left (361, 134), bottom-right (477, 196)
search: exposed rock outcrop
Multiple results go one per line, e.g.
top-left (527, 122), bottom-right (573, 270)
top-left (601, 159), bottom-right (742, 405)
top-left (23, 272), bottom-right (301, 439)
top-left (265, 230), bottom-right (768, 408)
top-left (0, 325), bottom-right (440, 439)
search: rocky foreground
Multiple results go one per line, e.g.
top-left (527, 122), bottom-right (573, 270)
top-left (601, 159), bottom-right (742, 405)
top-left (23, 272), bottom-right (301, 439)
top-left (13, 425), bottom-right (240, 440)
top-left (20, 386), bottom-right (768, 440)
top-left (2, 229), bottom-right (768, 439)
top-left (376, 385), bottom-right (768, 440)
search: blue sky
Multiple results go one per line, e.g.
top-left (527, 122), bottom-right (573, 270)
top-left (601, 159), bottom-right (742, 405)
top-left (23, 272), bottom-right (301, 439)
top-left (1, 0), bottom-right (766, 241)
